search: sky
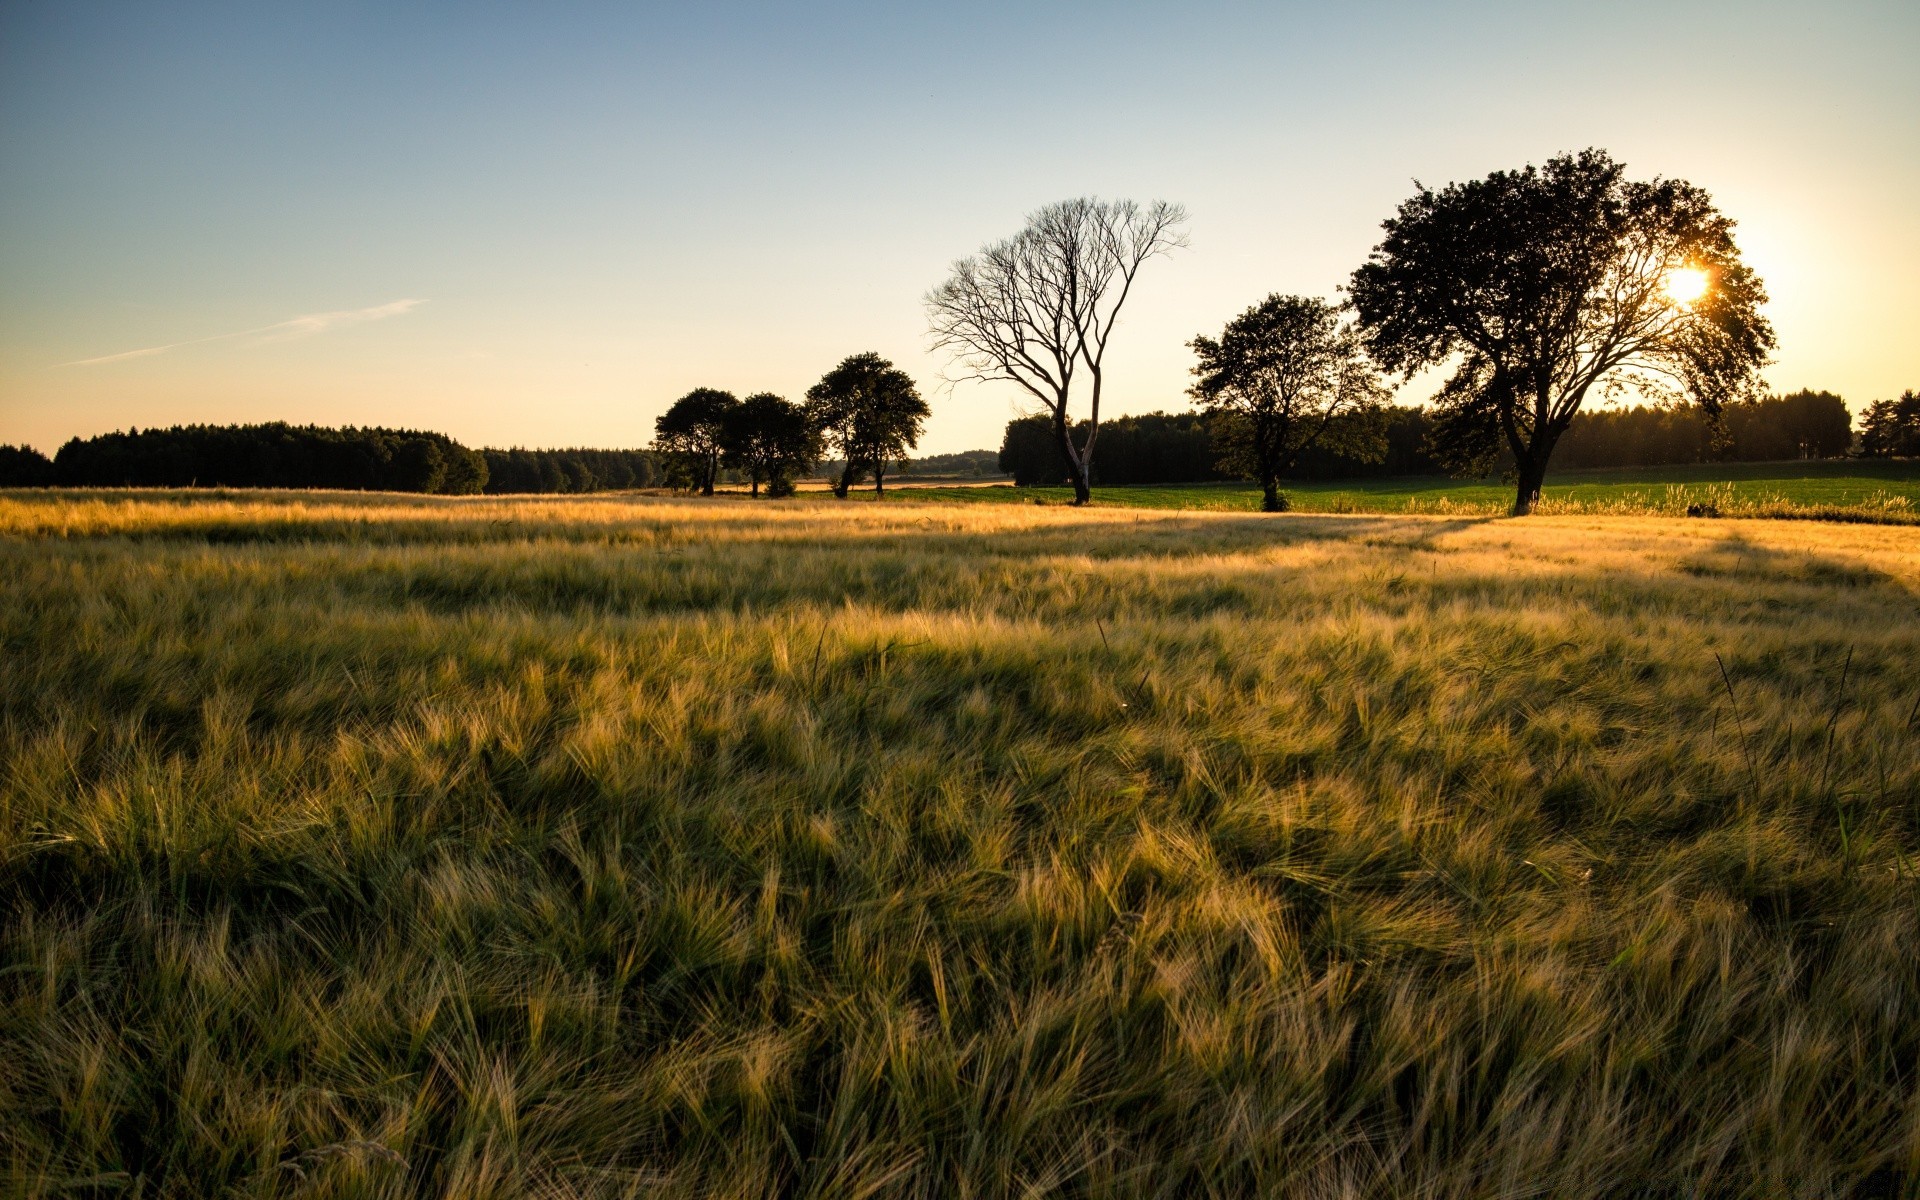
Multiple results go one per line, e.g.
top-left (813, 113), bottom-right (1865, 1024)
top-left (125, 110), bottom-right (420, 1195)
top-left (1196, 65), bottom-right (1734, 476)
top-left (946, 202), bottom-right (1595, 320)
top-left (2, 1), bottom-right (1916, 456)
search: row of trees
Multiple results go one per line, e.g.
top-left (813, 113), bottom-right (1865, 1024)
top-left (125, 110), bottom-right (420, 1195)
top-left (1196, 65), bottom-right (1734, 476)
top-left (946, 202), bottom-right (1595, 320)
top-left (927, 150), bottom-right (1787, 514)
top-left (0, 426), bottom-right (683, 494)
top-left (650, 353), bottom-right (930, 498)
top-left (16, 424), bottom-right (491, 493)
top-left (479, 447), bottom-right (660, 494)
top-left (1861, 391), bottom-right (1920, 458)
top-left (997, 391), bottom-right (1868, 488)
top-left (998, 408), bottom-right (1436, 487)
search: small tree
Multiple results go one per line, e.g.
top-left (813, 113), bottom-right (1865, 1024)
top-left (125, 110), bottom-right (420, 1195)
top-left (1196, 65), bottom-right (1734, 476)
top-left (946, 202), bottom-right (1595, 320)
top-left (805, 353), bottom-right (930, 497)
top-left (927, 197), bottom-right (1188, 505)
top-left (1351, 149), bottom-right (1774, 514)
top-left (1859, 391), bottom-right (1920, 458)
top-left (721, 393), bottom-right (820, 498)
top-left (1188, 295), bottom-right (1389, 512)
top-left (652, 388), bottom-right (739, 495)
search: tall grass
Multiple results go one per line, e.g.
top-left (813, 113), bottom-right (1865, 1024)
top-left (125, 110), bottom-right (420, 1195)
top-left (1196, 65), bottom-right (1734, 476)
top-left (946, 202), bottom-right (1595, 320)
top-left (3, 491), bottom-right (1918, 1197)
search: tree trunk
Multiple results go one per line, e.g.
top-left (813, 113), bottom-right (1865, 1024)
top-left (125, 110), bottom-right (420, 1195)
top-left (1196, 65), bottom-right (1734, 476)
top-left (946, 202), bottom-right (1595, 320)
top-left (1261, 477), bottom-right (1286, 513)
top-left (1050, 410), bottom-right (1092, 506)
top-left (834, 461), bottom-right (855, 499)
top-left (701, 449), bottom-right (717, 497)
top-left (874, 462), bottom-right (886, 496)
top-left (1511, 455), bottom-right (1548, 515)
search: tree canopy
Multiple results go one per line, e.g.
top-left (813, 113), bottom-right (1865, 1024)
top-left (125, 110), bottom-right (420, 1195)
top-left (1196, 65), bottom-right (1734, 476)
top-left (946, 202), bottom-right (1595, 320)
top-left (1860, 391), bottom-right (1920, 458)
top-left (652, 388), bottom-right (739, 495)
top-left (721, 393), bottom-right (820, 498)
top-left (45, 423), bottom-right (487, 493)
top-left (805, 353), bottom-right (929, 497)
top-left (1350, 149), bottom-right (1774, 513)
top-left (1189, 294), bottom-right (1389, 511)
top-left (926, 197), bottom-right (1187, 505)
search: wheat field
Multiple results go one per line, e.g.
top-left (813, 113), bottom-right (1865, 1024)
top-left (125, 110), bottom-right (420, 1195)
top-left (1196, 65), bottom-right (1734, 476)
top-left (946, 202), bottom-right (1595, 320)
top-left (3, 490), bottom-right (1918, 1198)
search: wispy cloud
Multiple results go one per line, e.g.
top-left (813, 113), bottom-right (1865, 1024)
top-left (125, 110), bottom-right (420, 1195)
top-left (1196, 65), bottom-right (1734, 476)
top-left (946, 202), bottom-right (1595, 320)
top-left (60, 298), bottom-right (426, 367)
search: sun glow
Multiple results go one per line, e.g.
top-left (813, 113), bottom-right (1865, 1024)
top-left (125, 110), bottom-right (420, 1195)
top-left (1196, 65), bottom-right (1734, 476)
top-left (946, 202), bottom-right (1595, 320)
top-left (1664, 266), bottom-right (1710, 307)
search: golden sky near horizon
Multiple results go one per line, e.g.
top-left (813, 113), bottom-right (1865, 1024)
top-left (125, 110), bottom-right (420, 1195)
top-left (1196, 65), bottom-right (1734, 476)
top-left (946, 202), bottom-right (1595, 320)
top-left (3, 2), bottom-right (1915, 455)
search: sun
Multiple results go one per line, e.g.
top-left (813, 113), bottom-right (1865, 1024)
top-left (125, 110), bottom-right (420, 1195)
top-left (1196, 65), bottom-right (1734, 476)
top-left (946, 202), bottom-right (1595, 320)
top-left (1664, 266), bottom-right (1710, 307)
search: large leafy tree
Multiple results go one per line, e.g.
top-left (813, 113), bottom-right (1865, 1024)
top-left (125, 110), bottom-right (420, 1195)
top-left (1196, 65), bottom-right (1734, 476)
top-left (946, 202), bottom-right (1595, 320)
top-left (652, 387), bottom-right (739, 495)
top-left (1350, 149), bottom-right (1774, 514)
top-left (1189, 294), bottom-right (1389, 512)
top-left (720, 392), bottom-right (820, 498)
top-left (805, 353), bottom-right (930, 497)
top-left (926, 197), bottom-right (1187, 505)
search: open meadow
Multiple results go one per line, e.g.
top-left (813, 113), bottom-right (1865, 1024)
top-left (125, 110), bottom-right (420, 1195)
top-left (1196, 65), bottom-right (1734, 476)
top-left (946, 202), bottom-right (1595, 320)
top-left (882, 460), bottom-right (1920, 519)
top-left (4, 490), bottom-right (1919, 1198)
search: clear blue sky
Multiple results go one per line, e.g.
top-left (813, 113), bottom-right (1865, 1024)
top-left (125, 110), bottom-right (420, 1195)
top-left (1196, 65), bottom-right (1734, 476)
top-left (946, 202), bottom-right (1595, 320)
top-left (3, 1), bottom-right (1915, 454)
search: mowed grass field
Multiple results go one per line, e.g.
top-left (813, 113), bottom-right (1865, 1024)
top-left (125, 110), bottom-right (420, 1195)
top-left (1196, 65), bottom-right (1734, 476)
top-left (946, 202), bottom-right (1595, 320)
top-left (3, 489), bottom-right (1919, 1198)
top-left (887, 459), bottom-right (1920, 518)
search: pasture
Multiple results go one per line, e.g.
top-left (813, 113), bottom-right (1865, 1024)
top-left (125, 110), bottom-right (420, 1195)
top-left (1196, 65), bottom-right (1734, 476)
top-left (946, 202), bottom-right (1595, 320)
top-left (889, 459), bottom-right (1920, 519)
top-left (3, 490), bottom-right (1918, 1197)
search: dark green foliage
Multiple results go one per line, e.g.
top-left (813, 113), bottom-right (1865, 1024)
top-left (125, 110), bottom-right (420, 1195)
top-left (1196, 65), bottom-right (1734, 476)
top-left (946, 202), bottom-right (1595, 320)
top-left (1003, 398), bottom-right (1860, 490)
top-left (897, 449), bottom-right (1001, 477)
top-left (721, 392), bottom-right (820, 498)
top-left (1860, 390), bottom-right (1920, 458)
top-left (480, 448), bottom-right (659, 494)
top-left (49, 423), bottom-right (488, 493)
top-left (652, 388), bottom-right (739, 495)
top-left (1732, 390), bottom-right (1853, 460)
top-left (1189, 294), bottom-right (1389, 512)
top-left (804, 353), bottom-right (930, 496)
top-left (1000, 413), bottom-right (1228, 487)
top-left (0, 444), bottom-right (55, 487)
top-left (1000, 415), bottom-right (1072, 485)
top-left (1352, 149), bottom-right (1775, 514)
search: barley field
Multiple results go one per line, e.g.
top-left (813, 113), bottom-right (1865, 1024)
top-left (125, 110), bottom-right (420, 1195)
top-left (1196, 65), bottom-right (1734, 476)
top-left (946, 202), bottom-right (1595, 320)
top-left (3, 490), bottom-right (1918, 1198)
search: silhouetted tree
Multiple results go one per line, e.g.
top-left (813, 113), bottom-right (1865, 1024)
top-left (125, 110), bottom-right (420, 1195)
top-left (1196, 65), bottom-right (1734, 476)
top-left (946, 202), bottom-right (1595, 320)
top-left (721, 392), bottom-right (819, 498)
top-left (1351, 149), bottom-right (1774, 514)
top-left (805, 353), bottom-right (930, 497)
top-left (0, 444), bottom-right (55, 487)
top-left (927, 197), bottom-right (1188, 505)
top-left (652, 388), bottom-right (738, 495)
top-left (1860, 391), bottom-right (1920, 458)
top-left (1188, 294), bottom-right (1389, 512)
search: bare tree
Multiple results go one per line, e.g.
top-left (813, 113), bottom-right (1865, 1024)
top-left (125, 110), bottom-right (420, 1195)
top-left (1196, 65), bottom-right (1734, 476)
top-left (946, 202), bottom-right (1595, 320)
top-left (926, 198), bottom-right (1188, 505)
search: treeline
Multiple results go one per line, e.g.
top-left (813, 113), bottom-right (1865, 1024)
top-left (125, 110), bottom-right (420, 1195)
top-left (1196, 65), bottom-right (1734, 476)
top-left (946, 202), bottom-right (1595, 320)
top-left (14, 424), bottom-right (490, 493)
top-left (0, 424), bottom-right (673, 494)
top-left (999, 409), bottom-right (1440, 486)
top-left (896, 449), bottom-right (1001, 477)
top-left (1554, 391), bottom-right (1852, 468)
top-left (998, 391), bottom-right (1887, 486)
top-left (479, 447), bottom-right (659, 493)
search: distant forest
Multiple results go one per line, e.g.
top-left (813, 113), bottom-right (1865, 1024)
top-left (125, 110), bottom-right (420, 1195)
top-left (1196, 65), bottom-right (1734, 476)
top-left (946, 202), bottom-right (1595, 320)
top-left (1, 389), bottom-right (1910, 493)
top-left (0, 425), bottom-right (659, 495)
top-left (998, 391), bottom-right (1865, 486)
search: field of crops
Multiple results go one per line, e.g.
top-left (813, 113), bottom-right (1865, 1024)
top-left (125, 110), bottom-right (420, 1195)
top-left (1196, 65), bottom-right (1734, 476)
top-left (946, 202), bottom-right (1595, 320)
top-left (4, 489), bottom-right (1918, 1197)
top-left (889, 459), bottom-right (1920, 519)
